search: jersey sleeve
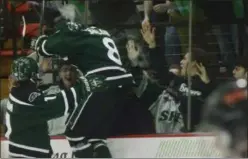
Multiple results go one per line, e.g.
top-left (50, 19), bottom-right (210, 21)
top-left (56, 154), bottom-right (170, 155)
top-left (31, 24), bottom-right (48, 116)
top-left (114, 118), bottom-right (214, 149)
top-left (31, 86), bottom-right (81, 121)
top-left (36, 22), bottom-right (85, 57)
top-left (7, 85), bottom-right (81, 122)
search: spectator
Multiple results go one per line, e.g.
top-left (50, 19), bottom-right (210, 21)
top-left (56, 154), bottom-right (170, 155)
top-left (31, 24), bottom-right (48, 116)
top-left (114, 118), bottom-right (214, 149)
top-left (141, 21), bottom-right (215, 132)
top-left (143, 0), bottom-right (169, 65)
top-left (175, 0), bottom-right (225, 67)
top-left (232, 56), bottom-right (248, 80)
top-left (109, 39), bottom-right (156, 136)
top-left (164, 24), bottom-right (182, 66)
top-left (166, 0), bottom-right (221, 66)
top-left (125, 38), bottom-right (161, 100)
top-left (204, 0), bottom-right (245, 65)
top-left (169, 64), bottom-right (181, 76)
top-left (57, 60), bottom-right (78, 89)
top-left (89, 0), bottom-right (138, 29)
top-left (144, 0), bottom-right (217, 66)
top-left (45, 60), bottom-right (80, 136)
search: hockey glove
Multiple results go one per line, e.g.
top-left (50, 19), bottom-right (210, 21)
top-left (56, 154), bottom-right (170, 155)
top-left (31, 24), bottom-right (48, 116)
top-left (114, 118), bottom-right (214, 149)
top-left (87, 74), bottom-right (109, 92)
top-left (77, 76), bottom-right (91, 98)
top-left (79, 75), bottom-right (109, 94)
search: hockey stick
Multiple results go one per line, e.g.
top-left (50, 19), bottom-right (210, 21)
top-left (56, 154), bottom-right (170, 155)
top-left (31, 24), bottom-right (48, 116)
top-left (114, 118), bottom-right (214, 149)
top-left (27, 0), bottom-right (45, 63)
top-left (36, 0), bottom-right (46, 63)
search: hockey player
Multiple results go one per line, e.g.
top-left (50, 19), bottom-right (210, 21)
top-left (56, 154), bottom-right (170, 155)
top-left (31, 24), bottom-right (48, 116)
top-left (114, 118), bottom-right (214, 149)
top-left (32, 22), bottom-right (134, 157)
top-left (5, 57), bottom-right (83, 158)
top-left (200, 79), bottom-right (247, 158)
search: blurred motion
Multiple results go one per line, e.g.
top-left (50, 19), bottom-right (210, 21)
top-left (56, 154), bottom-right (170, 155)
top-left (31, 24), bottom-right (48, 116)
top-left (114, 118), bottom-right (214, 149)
top-left (200, 79), bottom-right (247, 157)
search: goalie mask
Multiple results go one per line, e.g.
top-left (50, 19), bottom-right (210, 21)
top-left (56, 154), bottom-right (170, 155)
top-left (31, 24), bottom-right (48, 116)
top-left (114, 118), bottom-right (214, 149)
top-left (200, 79), bottom-right (247, 157)
top-left (11, 57), bottom-right (40, 82)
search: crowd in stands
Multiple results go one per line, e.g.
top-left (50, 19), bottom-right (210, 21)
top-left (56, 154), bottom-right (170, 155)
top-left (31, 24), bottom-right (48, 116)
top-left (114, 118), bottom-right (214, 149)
top-left (1, 0), bottom-right (248, 137)
top-left (85, 0), bottom-right (248, 134)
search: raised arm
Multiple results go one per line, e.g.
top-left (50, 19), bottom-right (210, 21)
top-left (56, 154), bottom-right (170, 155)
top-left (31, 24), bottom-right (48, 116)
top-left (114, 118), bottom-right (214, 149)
top-left (26, 85), bottom-right (82, 122)
top-left (141, 21), bottom-right (175, 85)
top-left (32, 22), bottom-right (85, 57)
top-left (143, 0), bottom-right (153, 23)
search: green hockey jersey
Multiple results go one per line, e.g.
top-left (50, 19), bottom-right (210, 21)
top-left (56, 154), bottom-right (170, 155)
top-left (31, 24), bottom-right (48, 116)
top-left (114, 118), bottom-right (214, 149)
top-left (37, 22), bottom-right (134, 87)
top-left (5, 81), bottom-right (81, 158)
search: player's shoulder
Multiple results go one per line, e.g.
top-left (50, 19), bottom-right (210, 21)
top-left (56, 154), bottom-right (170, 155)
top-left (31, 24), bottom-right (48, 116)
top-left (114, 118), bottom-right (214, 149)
top-left (9, 84), bottom-right (45, 106)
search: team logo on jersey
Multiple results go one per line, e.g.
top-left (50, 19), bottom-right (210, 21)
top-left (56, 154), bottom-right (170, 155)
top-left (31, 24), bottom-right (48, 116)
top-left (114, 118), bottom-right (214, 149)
top-left (28, 92), bottom-right (41, 102)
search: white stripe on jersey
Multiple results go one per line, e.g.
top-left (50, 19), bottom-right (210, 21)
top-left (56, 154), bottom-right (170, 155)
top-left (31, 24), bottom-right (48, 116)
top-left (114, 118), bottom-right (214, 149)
top-left (41, 40), bottom-right (53, 56)
top-left (105, 73), bottom-right (133, 81)
top-left (61, 90), bottom-right (69, 116)
top-left (94, 143), bottom-right (106, 150)
top-left (70, 87), bottom-right (78, 109)
top-left (9, 94), bottom-right (34, 106)
top-left (44, 96), bottom-right (56, 101)
top-left (88, 139), bottom-right (107, 143)
top-left (6, 100), bottom-right (13, 112)
top-left (72, 143), bottom-right (91, 152)
top-left (66, 136), bottom-right (85, 141)
top-left (5, 112), bottom-right (12, 138)
top-left (9, 152), bottom-right (36, 158)
top-left (9, 141), bottom-right (50, 153)
top-left (66, 93), bottom-right (93, 130)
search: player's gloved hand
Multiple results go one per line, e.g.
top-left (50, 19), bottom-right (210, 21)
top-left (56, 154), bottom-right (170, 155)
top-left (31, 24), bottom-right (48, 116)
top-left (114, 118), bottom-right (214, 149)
top-left (76, 76), bottom-right (91, 98)
top-left (30, 35), bottom-right (48, 52)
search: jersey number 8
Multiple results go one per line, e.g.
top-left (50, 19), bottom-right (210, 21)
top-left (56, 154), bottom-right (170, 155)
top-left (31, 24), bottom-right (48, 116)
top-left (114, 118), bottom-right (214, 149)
top-left (102, 37), bottom-right (122, 66)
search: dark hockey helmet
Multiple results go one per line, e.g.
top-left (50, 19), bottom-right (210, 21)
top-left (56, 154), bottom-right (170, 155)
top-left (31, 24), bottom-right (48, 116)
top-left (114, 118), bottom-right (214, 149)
top-left (11, 57), bottom-right (40, 82)
top-left (200, 79), bottom-right (247, 157)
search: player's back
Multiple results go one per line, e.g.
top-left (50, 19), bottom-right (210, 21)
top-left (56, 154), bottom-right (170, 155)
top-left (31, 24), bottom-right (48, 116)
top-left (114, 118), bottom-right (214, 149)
top-left (39, 22), bottom-right (134, 87)
top-left (69, 26), bottom-right (123, 72)
top-left (54, 22), bottom-right (134, 87)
